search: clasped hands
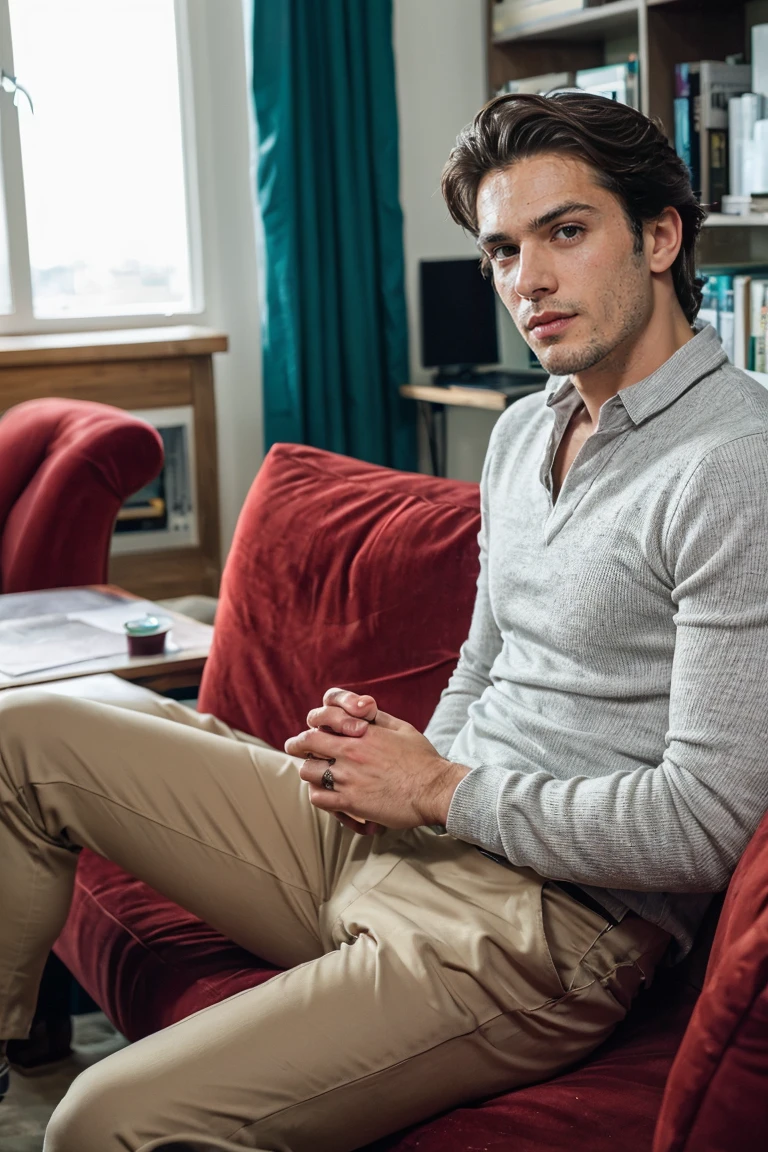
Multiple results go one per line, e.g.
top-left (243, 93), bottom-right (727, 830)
top-left (284, 688), bottom-right (469, 837)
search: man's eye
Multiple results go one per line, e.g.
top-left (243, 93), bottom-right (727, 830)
top-left (555, 225), bottom-right (583, 241)
top-left (491, 245), bottom-right (518, 261)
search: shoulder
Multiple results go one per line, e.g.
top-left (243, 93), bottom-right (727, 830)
top-left (675, 363), bottom-right (768, 479)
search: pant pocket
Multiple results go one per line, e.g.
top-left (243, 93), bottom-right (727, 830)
top-left (539, 881), bottom-right (615, 996)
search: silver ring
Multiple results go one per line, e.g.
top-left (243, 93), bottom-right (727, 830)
top-left (321, 767), bottom-right (335, 791)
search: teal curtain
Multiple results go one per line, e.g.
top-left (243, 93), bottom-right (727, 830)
top-left (251, 0), bottom-right (416, 470)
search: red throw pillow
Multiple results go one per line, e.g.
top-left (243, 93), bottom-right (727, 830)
top-left (653, 810), bottom-right (768, 1151)
top-left (199, 444), bottom-right (481, 748)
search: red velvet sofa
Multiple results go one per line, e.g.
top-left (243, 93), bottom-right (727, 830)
top-left (55, 443), bottom-right (768, 1151)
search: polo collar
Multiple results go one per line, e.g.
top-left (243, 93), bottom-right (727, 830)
top-left (543, 323), bottom-right (727, 424)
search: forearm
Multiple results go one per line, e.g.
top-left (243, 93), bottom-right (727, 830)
top-left (446, 752), bottom-right (766, 892)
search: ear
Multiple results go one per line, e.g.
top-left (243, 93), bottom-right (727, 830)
top-left (647, 207), bottom-right (683, 275)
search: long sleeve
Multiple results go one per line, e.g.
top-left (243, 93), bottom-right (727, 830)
top-left (445, 431), bottom-right (768, 894)
top-left (424, 434), bottom-right (502, 757)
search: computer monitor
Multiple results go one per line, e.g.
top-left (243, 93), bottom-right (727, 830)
top-left (419, 257), bottom-right (499, 377)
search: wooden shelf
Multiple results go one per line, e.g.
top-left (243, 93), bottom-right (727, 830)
top-left (487, 0), bottom-right (754, 145)
top-left (704, 214), bottom-right (768, 227)
top-left (493, 0), bottom-right (640, 45)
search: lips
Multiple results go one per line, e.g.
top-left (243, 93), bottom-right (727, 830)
top-left (527, 313), bottom-right (576, 339)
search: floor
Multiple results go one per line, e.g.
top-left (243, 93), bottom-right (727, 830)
top-left (0, 1013), bottom-right (128, 1152)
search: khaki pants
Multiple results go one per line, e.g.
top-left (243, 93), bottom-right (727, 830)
top-left (0, 689), bottom-right (670, 1152)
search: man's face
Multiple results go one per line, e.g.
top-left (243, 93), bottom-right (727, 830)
top-left (475, 153), bottom-right (654, 378)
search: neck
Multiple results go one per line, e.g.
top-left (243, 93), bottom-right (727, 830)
top-left (571, 291), bottom-right (694, 426)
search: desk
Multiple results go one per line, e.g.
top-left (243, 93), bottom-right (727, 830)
top-left (400, 381), bottom-right (545, 476)
top-left (0, 584), bottom-right (213, 695)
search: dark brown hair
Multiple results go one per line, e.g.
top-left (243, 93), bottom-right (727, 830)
top-left (441, 91), bottom-right (706, 324)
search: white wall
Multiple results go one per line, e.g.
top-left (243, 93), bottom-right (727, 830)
top-left (393, 0), bottom-right (528, 481)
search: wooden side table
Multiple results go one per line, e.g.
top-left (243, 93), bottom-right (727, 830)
top-left (0, 326), bottom-right (228, 600)
top-left (0, 584), bottom-right (213, 695)
top-left (400, 380), bottom-right (545, 476)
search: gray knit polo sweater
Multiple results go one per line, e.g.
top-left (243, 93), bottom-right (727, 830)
top-left (426, 324), bottom-right (768, 960)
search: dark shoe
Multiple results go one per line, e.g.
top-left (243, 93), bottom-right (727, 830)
top-left (7, 1014), bottom-right (72, 1074)
top-left (0, 1054), bottom-right (9, 1101)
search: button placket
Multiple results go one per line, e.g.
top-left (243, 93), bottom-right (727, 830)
top-left (544, 429), bottom-right (631, 543)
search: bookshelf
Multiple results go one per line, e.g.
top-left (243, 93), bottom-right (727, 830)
top-left (488, 0), bottom-right (768, 265)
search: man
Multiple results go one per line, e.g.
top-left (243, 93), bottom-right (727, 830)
top-left (2, 91), bottom-right (768, 1151)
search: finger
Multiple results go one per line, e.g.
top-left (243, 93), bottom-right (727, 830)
top-left (360, 820), bottom-right (387, 836)
top-left (284, 729), bottom-right (343, 760)
top-left (366, 708), bottom-right (401, 731)
top-left (305, 783), bottom-right (344, 815)
top-left (306, 704), bottom-right (369, 736)
top-left (332, 812), bottom-right (372, 836)
top-left (322, 688), bottom-right (378, 722)
top-left (298, 758), bottom-right (340, 786)
top-left (309, 790), bottom-right (385, 837)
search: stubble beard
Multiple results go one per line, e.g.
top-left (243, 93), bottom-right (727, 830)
top-left (522, 255), bottom-right (651, 379)
top-left (533, 335), bottom-right (614, 378)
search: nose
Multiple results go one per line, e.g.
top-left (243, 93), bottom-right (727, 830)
top-left (512, 241), bottom-right (557, 301)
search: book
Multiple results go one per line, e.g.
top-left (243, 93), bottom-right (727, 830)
top-left (752, 24), bottom-right (768, 98)
top-left (493, 0), bottom-right (585, 35)
top-left (575, 60), bottom-right (639, 110)
top-left (714, 274), bottom-right (735, 362)
top-left (708, 129), bottom-right (729, 211)
top-left (497, 71), bottom-right (576, 96)
top-left (674, 64), bottom-right (698, 194)
top-left (728, 94), bottom-right (768, 198)
top-left (728, 96), bottom-right (744, 197)
top-left (674, 62), bottom-right (752, 207)
top-left (748, 277), bottom-right (768, 371)
top-left (700, 275), bottom-right (736, 362)
top-left (733, 275), bottom-right (751, 368)
top-left (698, 278), bottom-right (720, 336)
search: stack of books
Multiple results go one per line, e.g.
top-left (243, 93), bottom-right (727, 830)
top-left (496, 60), bottom-right (639, 109)
top-left (575, 60), bottom-right (639, 109)
top-left (674, 26), bottom-right (768, 210)
top-left (493, 0), bottom-right (585, 36)
top-left (701, 274), bottom-right (768, 371)
top-left (497, 71), bottom-right (575, 96)
top-left (674, 61), bottom-right (752, 211)
top-left (699, 274), bottom-right (736, 363)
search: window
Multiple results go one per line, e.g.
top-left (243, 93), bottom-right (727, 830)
top-left (0, 0), bottom-right (201, 329)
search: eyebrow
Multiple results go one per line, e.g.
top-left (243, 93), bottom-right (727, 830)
top-left (477, 201), bottom-right (598, 250)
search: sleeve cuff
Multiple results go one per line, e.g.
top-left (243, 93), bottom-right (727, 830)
top-left (444, 764), bottom-right (509, 856)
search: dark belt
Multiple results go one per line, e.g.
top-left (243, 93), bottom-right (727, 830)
top-left (476, 848), bottom-right (619, 926)
top-left (552, 880), bottom-right (620, 926)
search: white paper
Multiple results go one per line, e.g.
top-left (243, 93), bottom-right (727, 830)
top-left (68, 600), bottom-right (167, 634)
top-left (0, 616), bottom-right (128, 675)
top-left (0, 601), bottom-right (181, 677)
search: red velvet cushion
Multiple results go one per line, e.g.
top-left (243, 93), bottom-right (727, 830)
top-left (57, 851), bottom-right (278, 1042)
top-left (653, 809), bottom-right (768, 1152)
top-left (0, 397), bottom-right (163, 592)
top-left (198, 443), bottom-right (481, 745)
